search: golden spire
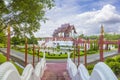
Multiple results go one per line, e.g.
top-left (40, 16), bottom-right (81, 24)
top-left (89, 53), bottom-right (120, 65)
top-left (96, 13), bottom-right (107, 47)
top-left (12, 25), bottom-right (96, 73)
top-left (101, 25), bottom-right (104, 35)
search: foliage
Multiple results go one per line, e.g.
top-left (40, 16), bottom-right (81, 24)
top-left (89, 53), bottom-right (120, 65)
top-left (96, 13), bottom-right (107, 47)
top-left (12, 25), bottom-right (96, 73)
top-left (12, 62), bottom-right (23, 75)
top-left (105, 56), bottom-right (120, 76)
top-left (0, 43), bottom-right (6, 48)
top-left (0, 53), bottom-right (6, 64)
top-left (87, 50), bottom-right (97, 54)
top-left (28, 36), bottom-right (38, 44)
top-left (107, 62), bottom-right (120, 75)
top-left (39, 52), bottom-right (68, 59)
top-left (105, 57), bottom-right (116, 63)
top-left (11, 36), bottom-right (21, 46)
top-left (87, 35), bottom-right (99, 40)
top-left (0, 0), bottom-right (54, 37)
top-left (82, 33), bottom-right (120, 40)
top-left (0, 27), bottom-right (6, 44)
top-left (11, 36), bottom-right (38, 45)
top-left (87, 64), bottom-right (94, 74)
top-left (115, 55), bottom-right (120, 63)
top-left (104, 33), bottom-right (120, 40)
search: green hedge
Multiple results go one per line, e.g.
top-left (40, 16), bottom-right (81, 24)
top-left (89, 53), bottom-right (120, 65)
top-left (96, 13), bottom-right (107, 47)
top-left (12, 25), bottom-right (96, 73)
top-left (105, 57), bottom-right (116, 63)
top-left (115, 55), bottom-right (120, 62)
top-left (107, 62), bottom-right (120, 75)
top-left (105, 55), bottom-right (120, 76)
top-left (39, 52), bottom-right (68, 59)
top-left (87, 50), bottom-right (97, 54)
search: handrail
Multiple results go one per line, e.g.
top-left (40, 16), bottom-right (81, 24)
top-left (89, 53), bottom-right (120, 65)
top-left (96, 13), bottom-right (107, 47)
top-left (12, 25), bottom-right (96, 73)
top-left (0, 58), bottom-right (46, 80)
top-left (67, 58), bottom-right (118, 80)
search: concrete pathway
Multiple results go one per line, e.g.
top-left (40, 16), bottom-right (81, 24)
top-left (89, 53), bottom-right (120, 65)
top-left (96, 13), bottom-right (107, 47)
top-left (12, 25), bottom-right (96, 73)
top-left (0, 48), bottom-right (38, 63)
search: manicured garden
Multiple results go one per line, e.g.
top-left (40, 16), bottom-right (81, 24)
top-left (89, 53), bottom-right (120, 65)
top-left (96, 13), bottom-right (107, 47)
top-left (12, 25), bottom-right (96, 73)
top-left (12, 45), bottom-right (114, 59)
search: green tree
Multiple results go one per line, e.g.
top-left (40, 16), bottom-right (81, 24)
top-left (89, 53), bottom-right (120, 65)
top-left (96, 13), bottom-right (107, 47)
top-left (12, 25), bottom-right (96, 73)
top-left (11, 36), bottom-right (21, 46)
top-left (0, 25), bottom-right (6, 44)
top-left (0, 0), bottom-right (54, 37)
top-left (28, 36), bottom-right (38, 44)
top-left (104, 33), bottom-right (120, 40)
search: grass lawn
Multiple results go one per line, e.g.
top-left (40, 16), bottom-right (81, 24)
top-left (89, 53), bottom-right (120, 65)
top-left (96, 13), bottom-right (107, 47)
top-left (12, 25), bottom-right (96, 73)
top-left (0, 43), bottom-right (5, 48)
top-left (0, 53), bottom-right (23, 74)
top-left (0, 53), bottom-right (6, 64)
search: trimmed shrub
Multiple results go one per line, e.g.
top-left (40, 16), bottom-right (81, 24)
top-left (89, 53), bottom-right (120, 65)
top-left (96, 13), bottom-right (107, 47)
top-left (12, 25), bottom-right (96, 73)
top-left (115, 55), bottom-right (120, 62)
top-left (87, 51), bottom-right (97, 54)
top-left (105, 57), bottom-right (116, 63)
top-left (60, 52), bottom-right (62, 55)
top-left (108, 62), bottom-right (120, 75)
top-left (65, 52), bottom-right (67, 54)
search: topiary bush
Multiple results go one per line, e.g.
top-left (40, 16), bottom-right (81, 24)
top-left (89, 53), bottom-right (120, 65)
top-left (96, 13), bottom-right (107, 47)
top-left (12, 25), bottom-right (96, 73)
top-left (107, 62), bottom-right (120, 75)
top-left (105, 57), bottom-right (116, 63)
top-left (115, 55), bottom-right (120, 63)
top-left (87, 51), bottom-right (97, 54)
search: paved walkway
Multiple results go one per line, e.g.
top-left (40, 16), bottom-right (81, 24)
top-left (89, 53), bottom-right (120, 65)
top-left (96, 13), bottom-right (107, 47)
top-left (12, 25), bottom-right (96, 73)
top-left (41, 63), bottom-right (71, 80)
top-left (0, 48), bottom-right (38, 63)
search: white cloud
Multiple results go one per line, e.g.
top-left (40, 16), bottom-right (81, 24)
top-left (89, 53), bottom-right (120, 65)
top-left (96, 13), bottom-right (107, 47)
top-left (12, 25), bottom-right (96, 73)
top-left (35, 4), bottom-right (120, 37)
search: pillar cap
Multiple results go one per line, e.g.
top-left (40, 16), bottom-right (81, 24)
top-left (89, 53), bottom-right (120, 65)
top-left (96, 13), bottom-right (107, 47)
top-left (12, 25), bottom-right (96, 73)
top-left (101, 25), bottom-right (104, 35)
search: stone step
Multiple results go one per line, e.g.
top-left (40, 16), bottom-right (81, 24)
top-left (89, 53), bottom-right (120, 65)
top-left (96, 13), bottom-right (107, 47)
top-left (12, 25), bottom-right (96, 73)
top-left (41, 63), bottom-right (71, 80)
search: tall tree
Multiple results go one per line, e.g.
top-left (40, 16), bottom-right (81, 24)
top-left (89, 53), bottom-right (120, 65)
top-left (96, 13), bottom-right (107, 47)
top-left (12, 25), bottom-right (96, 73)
top-left (0, 0), bottom-right (54, 37)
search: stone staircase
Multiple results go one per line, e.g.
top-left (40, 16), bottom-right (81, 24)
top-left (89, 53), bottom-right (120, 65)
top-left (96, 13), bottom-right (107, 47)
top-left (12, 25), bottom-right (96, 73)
top-left (41, 63), bottom-right (71, 80)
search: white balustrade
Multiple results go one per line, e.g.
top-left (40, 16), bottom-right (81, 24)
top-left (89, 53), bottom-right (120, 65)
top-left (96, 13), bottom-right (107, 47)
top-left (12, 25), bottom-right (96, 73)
top-left (66, 58), bottom-right (118, 80)
top-left (0, 58), bottom-right (46, 80)
top-left (67, 58), bottom-right (78, 80)
top-left (90, 62), bottom-right (118, 80)
top-left (0, 62), bottom-right (21, 80)
top-left (0, 57), bottom-right (118, 80)
top-left (78, 64), bottom-right (90, 80)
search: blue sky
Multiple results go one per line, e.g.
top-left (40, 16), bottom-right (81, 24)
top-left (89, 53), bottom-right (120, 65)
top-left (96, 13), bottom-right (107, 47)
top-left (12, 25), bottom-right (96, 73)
top-left (35, 0), bottom-right (120, 37)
